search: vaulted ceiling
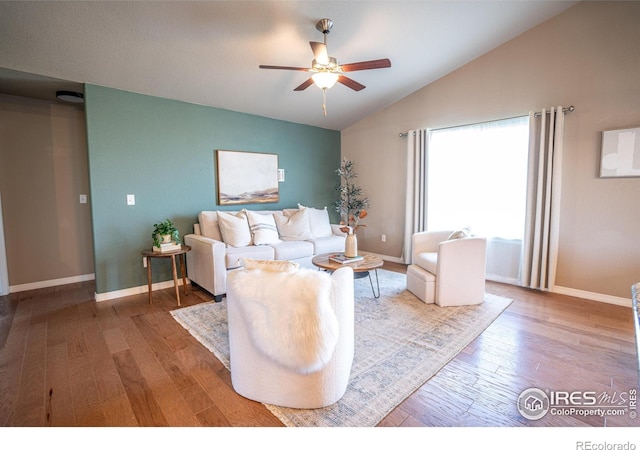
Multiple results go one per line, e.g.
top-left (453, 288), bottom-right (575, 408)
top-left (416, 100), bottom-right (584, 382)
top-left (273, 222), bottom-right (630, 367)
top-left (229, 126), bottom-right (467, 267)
top-left (0, 1), bottom-right (578, 130)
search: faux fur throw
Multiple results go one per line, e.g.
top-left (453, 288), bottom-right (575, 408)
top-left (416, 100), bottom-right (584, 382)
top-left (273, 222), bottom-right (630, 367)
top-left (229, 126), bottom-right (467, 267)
top-left (229, 268), bottom-right (339, 374)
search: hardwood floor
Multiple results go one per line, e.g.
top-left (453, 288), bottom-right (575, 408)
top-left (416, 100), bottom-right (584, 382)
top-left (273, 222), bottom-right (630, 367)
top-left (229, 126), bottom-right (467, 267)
top-left (1, 262), bottom-right (638, 428)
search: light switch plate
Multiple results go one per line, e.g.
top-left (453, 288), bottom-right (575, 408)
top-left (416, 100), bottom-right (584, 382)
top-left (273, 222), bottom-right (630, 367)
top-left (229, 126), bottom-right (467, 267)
top-left (127, 194), bottom-right (135, 205)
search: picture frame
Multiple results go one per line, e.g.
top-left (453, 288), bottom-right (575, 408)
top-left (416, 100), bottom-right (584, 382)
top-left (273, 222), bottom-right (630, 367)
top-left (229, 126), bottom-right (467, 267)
top-left (600, 126), bottom-right (640, 178)
top-left (215, 150), bottom-right (279, 205)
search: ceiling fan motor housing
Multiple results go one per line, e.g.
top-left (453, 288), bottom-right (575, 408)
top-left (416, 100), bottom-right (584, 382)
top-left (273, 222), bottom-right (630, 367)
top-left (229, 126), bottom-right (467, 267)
top-left (316, 18), bottom-right (333, 35)
top-left (312, 57), bottom-right (338, 71)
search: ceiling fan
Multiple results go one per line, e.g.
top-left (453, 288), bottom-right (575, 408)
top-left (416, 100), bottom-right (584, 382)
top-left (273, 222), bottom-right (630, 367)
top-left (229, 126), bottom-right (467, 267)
top-left (259, 18), bottom-right (391, 115)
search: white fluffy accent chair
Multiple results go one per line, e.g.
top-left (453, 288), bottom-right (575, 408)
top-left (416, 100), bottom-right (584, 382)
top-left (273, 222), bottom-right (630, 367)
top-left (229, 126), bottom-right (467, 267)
top-left (407, 230), bottom-right (487, 306)
top-left (226, 264), bottom-right (354, 409)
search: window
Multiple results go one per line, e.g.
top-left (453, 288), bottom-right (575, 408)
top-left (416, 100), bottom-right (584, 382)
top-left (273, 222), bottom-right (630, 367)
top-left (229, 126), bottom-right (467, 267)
top-left (427, 116), bottom-right (530, 283)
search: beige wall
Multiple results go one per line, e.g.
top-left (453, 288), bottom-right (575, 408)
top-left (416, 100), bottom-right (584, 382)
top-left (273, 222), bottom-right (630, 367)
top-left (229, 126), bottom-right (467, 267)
top-left (342, 1), bottom-right (640, 299)
top-left (0, 94), bottom-right (94, 287)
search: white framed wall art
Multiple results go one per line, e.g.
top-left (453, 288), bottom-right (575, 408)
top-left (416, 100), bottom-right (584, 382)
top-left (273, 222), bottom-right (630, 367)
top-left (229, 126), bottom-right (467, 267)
top-left (215, 150), bottom-right (279, 205)
top-left (600, 126), bottom-right (640, 178)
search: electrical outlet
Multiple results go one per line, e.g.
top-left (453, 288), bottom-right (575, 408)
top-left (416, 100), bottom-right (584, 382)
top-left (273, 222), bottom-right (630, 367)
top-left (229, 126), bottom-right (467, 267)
top-left (142, 257), bottom-right (147, 268)
top-left (127, 194), bottom-right (135, 205)
top-left (79, 194), bottom-right (87, 204)
top-left (381, 234), bottom-right (386, 242)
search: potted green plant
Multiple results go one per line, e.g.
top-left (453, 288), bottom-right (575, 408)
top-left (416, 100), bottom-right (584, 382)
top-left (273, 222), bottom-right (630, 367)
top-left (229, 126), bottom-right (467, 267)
top-left (152, 219), bottom-right (181, 248)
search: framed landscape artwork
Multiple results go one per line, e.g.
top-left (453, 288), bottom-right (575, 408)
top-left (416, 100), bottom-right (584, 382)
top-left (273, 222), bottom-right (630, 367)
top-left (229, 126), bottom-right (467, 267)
top-left (600, 126), bottom-right (640, 178)
top-left (215, 150), bottom-right (279, 205)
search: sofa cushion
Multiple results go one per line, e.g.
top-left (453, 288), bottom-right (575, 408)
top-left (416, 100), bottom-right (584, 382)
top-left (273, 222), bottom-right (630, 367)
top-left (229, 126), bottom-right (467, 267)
top-left (270, 241), bottom-right (314, 261)
top-left (225, 245), bottom-right (275, 269)
top-left (274, 208), bottom-right (313, 241)
top-left (198, 211), bottom-right (223, 241)
top-left (414, 251), bottom-right (438, 275)
top-left (242, 258), bottom-right (300, 273)
top-left (217, 211), bottom-right (252, 247)
top-left (245, 210), bottom-right (281, 245)
top-left (307, 235), bottom-right (346, 255)
top-left (298, 204), bottom-right (333, 238)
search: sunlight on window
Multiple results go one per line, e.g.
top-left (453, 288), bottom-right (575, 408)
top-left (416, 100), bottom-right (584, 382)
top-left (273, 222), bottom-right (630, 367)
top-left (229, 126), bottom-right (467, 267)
top-left (427, 116), bottom-right (529, 240)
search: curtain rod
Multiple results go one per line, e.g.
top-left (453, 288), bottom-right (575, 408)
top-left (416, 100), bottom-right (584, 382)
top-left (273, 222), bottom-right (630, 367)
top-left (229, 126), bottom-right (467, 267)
top-left (399, 105), bottom-right (575, 137)
top-left (534, 105), bottom-right (575, 118)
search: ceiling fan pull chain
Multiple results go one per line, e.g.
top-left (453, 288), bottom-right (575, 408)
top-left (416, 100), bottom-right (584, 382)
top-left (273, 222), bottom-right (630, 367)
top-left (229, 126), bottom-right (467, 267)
top-left (322, 87), bottom-right (328, 116)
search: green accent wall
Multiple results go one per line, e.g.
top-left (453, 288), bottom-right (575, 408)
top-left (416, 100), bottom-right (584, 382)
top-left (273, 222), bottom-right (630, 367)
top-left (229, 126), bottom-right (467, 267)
top-left (84, 84), bottom-right (340, 294)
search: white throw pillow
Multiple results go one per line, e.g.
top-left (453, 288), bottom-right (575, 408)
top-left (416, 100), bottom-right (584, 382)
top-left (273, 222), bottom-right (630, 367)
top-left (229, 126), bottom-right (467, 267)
top-left (282, 208), bottom-right (299, 217)
top-left (298, 204), bottom-right (332, 238)
top-left (242, 258), bottom-right (300, 273)
top-left (447, 227), bottom-right (472, 240)
top-left (274, 208), bottom-right (313, 241)
top-left (198, 211), bottom-right (223, 241)
top-left (245, 210), bottom-right (281, 245)
top-left (216, 211), bottom-right (252, 247)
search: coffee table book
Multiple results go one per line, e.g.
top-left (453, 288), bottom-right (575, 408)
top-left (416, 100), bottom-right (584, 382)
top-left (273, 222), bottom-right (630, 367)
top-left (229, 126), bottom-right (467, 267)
top-left (329, 253), bottom-right (364, 264)
top-left (153, 242), bottom-right (182, 253)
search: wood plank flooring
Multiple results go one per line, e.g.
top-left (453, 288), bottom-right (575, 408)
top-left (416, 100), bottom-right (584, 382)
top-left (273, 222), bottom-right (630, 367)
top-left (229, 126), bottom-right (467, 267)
top-left (1, 262), bottom-right (638, 427)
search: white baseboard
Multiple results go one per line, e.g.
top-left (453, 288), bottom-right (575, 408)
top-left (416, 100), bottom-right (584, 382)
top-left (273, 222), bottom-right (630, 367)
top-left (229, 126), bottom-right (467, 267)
top-left (38, 261), bottom-right (627, 310)
top-left (486, 274), bottom-right (521, 285)
top-left (9, 273), bottom-right (95, 293)
top-left (95, 278), bottom-right (189, 302)
top-left (369, 254), bottom-right (633, 309)
top-left (552, 285), bottom-right (632, 308)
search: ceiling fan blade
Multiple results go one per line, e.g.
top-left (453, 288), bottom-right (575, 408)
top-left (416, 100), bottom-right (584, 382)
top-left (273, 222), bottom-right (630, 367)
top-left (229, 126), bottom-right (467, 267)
top-left (340, 58), bottom-right (392, 72)
top-left (310, 41), bottom-right (329, 65)
top-left (259, 65), bottom-right (312, 71)
top-left (338, 75), bottom-right (365, 91)
top-left (294, 78), bottom-right (315, 91)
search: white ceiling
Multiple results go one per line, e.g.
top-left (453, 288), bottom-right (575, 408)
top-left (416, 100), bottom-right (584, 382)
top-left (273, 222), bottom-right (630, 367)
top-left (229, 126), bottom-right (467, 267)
top-left (0, 1), bottom-right (578, 130)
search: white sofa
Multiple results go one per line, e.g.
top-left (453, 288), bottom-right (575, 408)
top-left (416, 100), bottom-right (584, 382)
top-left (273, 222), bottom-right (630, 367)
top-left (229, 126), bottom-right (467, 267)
top-left (407, 230), bottom-right (487, 306)
top-left (227, 264), bottom-right (354, 408)
top-left (184, 206), bottom-right (346, 301)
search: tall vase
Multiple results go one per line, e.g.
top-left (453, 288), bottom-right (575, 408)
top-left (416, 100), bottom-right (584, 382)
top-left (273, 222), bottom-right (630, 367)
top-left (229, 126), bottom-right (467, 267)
top-left (345, 233), bottom-right (358, 258)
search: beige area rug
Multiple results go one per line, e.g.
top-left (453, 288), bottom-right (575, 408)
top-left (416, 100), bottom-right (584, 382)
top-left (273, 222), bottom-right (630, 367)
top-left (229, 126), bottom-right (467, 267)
top-left (171, 269), bottom-right (512, 427)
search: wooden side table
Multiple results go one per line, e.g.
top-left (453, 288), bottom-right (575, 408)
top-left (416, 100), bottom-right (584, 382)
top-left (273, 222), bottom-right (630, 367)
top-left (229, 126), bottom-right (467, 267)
top-left (141, 245), bottom-right (191, 306)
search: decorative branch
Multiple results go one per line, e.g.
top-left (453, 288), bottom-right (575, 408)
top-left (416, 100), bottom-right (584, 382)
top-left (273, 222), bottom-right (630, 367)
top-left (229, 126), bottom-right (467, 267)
top-left (334, 158), bottom-right (369, 234)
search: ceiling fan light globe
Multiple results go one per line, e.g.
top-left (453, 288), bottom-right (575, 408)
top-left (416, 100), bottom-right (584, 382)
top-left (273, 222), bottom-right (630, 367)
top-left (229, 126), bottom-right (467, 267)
top-left (312, 72), bottom-right (339, 89)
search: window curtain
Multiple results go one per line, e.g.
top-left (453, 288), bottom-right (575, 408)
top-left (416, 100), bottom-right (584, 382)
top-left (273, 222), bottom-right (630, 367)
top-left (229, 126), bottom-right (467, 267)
top-left (402, 129), bottom-right (428, 264)
top-left (521, 107), bottom-right (565, 290)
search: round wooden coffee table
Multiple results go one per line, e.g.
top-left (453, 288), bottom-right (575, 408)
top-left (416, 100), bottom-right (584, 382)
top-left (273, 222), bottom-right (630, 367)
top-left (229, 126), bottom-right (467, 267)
top-left (312, 253), bottom-right (384, 298)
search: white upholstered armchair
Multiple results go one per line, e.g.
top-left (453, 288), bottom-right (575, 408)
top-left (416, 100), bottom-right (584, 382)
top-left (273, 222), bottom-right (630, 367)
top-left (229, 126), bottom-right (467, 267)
top-left (226, 264), bottom-right (354, 409)
top-left (407, 230), bottom-right (487, 306)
